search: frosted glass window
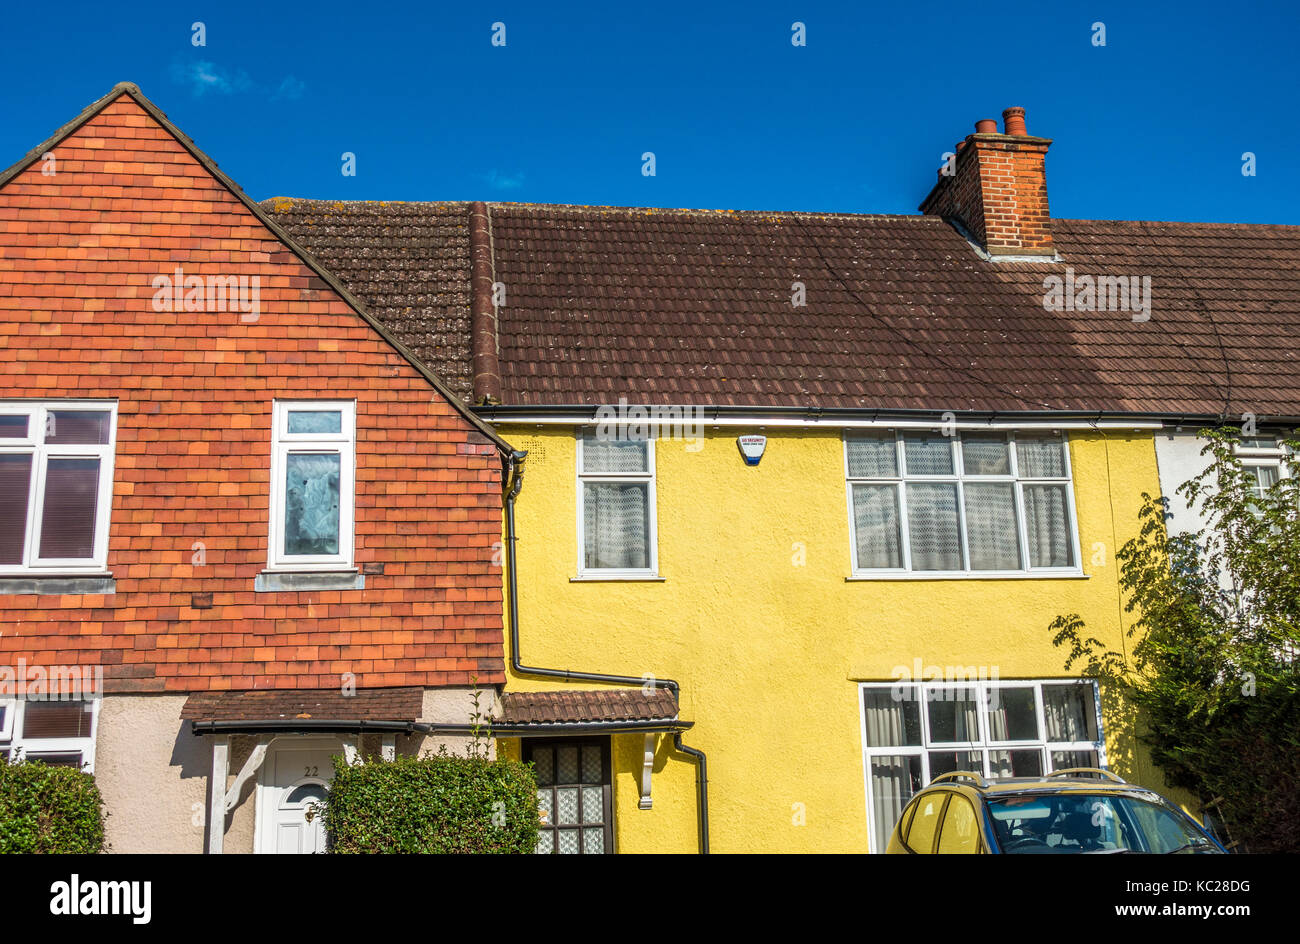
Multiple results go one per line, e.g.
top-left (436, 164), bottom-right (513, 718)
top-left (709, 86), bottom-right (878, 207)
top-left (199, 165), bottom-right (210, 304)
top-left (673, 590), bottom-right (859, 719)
top-left (269, 401), bottom-right (354, 569)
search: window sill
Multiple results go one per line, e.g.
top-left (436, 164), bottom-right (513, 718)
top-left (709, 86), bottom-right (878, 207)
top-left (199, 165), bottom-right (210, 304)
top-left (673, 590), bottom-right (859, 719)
top-left (846, 571), bottom-right (1088, 582)
top-left (0, 574), bottom-right (115, 596)
top-left (254, 570), bottom-right (364, 592)
top-left (569, 575), bottom-right (665, 583)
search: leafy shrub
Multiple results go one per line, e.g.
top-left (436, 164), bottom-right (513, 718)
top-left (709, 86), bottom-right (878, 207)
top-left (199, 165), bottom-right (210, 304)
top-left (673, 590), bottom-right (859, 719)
top-left (321, 749), bottom-right (538, 854)
top-left (1050, 429), bottom-right (1300, 852)
top-left (0, 758), bottom-right (105, 854)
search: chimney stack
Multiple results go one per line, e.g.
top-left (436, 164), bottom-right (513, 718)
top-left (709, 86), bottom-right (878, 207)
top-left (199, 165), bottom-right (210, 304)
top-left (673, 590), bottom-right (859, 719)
top-left (920, 106), bottom-right (1054, 258)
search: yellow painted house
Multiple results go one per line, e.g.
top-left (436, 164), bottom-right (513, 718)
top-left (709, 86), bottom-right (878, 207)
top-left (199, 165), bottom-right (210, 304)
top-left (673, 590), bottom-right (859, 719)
top-left (491, 421), bottom-right (1171, 853)
top-left (267, 104), bottom-right (1296, 853)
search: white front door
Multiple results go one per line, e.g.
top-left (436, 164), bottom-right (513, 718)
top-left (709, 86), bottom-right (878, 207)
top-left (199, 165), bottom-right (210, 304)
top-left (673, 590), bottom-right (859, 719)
top-left (257, 741), bottom-right (337, 854)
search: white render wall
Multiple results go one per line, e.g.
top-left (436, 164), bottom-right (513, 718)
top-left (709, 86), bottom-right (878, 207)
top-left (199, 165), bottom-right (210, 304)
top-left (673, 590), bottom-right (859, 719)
top-left (1152, 429), bottom-right (1212, 536)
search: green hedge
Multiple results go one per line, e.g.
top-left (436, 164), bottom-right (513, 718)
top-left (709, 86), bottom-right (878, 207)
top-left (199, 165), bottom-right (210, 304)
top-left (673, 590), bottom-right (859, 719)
top-left (322, 751), bottom-right (539, 854)
top-left (0, 759), bottom-right (105, 854)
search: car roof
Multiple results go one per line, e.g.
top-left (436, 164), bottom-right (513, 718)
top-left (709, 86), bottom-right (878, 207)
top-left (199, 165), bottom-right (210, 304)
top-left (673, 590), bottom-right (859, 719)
top-left (923, 776), bottom-right (1165, 800)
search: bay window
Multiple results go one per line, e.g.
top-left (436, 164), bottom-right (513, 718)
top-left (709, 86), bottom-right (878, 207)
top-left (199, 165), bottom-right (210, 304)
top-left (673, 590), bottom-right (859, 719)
top-left (846, 430), bottom-right (1080, 576)
top-left (859, 679), bottom-right (1104, 853)
top-left (0, 402), bottom-right (117, 574)
top-left (268, 401), bottom-right (355, 571)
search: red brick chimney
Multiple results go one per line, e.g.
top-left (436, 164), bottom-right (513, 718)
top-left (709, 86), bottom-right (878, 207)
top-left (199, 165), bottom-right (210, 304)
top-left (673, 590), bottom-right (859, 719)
top-left (920, 106), bottom-right (1054, 258)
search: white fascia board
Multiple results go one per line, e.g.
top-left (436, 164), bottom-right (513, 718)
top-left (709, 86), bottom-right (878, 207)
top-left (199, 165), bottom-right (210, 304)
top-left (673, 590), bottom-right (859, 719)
top-left (481, 412), bottom-right (1164, 431)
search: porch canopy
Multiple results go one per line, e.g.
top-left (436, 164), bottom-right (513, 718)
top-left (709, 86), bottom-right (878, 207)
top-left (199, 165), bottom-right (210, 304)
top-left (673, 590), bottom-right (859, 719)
top-left (182, 687), bottom-right (425, 736)
top-left (183, 687), bottom-right (426, 854)
top-left (497, 688), bottom-right (692, 813)
top-left (496, 688), bottom-right (689, 735)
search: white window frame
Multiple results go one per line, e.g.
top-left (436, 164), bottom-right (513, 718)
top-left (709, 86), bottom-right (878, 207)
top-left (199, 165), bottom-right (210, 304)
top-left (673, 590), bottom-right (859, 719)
top-left (0, 697), bottom-right (14, 741)
top-left (575, 430), bottom-right (659, 579)
top-left (267, 401), bottom-right (356, 572)
top-left (0, 400), bottom-right (117, 575)
top-left (1234, 436), bottom-right (1289, 498)
top-left (857, 678), bottom-right (1105, 853)
top-left (0, 697), bottom-right (100, 773)
top-left (844, 430), bottom-right (1083, 578)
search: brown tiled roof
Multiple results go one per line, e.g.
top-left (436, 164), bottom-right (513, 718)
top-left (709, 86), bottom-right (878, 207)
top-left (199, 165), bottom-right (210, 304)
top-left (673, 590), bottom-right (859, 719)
top-left (500, 689), bottom-right (678, 724)
top-left (260, 198), bottom-right (475, 402)
top-left (268, 199), bottom-right (1300, 418)
top-left (181, 687), bottom-right (424, 723)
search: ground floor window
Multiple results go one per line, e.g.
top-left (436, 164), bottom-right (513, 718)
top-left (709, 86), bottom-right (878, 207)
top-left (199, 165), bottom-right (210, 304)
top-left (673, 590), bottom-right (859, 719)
top-left (525, 738), bottom-right (612, 854)
top-left (859, 679), bottom-right (1103, 853)
top-left (0, 697), bottom-right (98, 771)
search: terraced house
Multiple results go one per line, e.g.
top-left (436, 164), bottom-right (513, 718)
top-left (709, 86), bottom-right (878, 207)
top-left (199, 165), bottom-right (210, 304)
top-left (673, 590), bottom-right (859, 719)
top-left (268, 106), bottom-right (1300, 854)
top-left (5, 84), bottom-right (1299, 855)
top-left (0, 84), bottom-right (512, 854)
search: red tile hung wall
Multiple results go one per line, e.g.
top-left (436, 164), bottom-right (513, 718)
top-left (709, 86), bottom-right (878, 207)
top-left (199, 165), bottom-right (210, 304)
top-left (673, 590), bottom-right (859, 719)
top-left (0, 95), bottom-right (505, 692)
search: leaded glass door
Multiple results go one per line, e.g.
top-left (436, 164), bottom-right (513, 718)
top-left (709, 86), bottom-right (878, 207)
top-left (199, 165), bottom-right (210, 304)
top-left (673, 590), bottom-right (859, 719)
top-left (526, 738), bottom-right (612, 854)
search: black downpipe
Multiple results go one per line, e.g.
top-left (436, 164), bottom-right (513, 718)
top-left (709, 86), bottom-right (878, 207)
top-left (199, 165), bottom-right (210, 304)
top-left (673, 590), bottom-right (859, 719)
top-left (503, 450), bottom-right (710, 854)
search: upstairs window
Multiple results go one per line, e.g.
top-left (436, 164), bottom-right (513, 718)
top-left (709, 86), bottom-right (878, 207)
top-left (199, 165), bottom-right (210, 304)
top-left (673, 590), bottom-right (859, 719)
top-left (577, 431), bottom-right (657, 577)
top-left (1233, 435), bottom-right (1288, 501)
top-left (0, 402), bottom-right (117, 574)
top-left (845, 430), bottom-right (1080, 576)
top-left (268, 402), bottom-right (356, 571)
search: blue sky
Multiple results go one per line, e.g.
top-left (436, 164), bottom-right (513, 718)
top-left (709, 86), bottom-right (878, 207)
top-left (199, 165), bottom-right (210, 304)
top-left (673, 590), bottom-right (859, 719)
top-left (2, 1), bottom-right (1297, 223)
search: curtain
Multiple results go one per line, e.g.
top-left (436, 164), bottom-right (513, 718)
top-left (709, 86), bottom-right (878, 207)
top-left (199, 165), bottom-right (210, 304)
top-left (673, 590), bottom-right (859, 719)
top-left (1016, 435), bottom-right (1066, 477)
top-left (961, 434), bottom-right (1010, 475)
top-left (870, 755), bottom-right (920, 853)
top-left (986, 686), bottom-right (1038, 740)
top-left (1023, 484), bottom-right (1072, 567)
top-left (582, 435), bottom-right (647, 473)
top-left (902, 434), bottom-right (953, 475)
top-left (927, 688), bottom-right (979, 742)
top-left (853, 484), bottom-right (901, 568)
top-left (964, 483), bottom-right (1020, 570)
top-left (1043, 685), bottom-right (1097, 741)
top-left (862, 688), bottom-right (921, 747)
top-left (584, 482), bottom-right (649, 569)
top-left (907, 483), bottom-right (961, 570)
top-left (846, 433), bottom-right (897, 477)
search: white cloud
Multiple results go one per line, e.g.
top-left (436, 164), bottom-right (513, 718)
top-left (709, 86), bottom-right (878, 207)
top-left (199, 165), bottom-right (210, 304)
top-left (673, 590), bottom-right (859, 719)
top-left (479, 169), bottom-right (526, 191)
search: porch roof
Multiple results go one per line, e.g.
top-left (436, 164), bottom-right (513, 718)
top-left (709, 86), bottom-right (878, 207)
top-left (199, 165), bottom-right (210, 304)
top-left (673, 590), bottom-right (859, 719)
top-left (181, 687), bottom-right (424, 727)
top-left (499, 688), bottom-right (679, 725)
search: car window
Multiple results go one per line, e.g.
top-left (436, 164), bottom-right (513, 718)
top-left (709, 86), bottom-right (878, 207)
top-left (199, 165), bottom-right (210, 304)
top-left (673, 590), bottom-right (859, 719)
top-left (937, 795), bottom-right (981, 853)
top-left (987, 793), bottom-right (1215, 853)
top-left (1126, 797), bottom-right (1214, 853)
top-left (905, 792), bottom-right (946, 853)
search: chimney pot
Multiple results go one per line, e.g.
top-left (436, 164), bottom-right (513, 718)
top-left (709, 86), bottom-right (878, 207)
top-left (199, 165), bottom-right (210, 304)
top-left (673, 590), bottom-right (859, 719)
top-left (1002, 107), bottom-right (1027, 136)
top-left (975, 119), bottom-right (998, 134)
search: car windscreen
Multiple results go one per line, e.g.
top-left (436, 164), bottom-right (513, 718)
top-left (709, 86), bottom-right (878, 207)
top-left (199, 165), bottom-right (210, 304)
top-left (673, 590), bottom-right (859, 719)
top-left (986, 793), bottom-right (1219, 854)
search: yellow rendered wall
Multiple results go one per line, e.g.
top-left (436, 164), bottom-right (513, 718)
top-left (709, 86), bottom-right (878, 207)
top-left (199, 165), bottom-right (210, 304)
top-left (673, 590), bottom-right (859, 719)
top-left (499, 425), bottom-right (1167, 853)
